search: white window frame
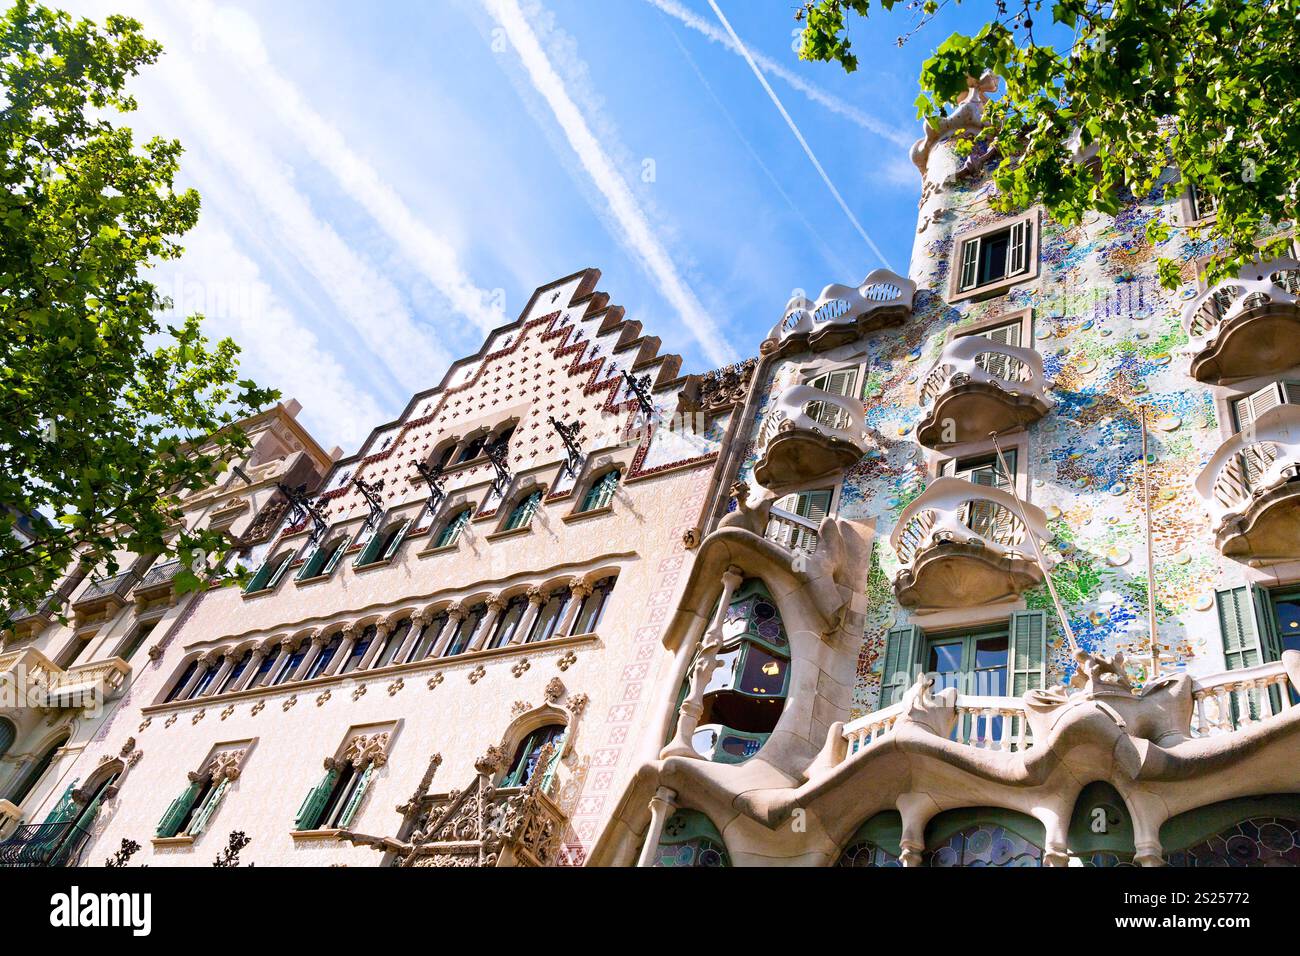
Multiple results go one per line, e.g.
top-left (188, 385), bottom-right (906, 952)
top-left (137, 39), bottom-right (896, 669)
top-left (948, 211), bottom-right (1040, 302)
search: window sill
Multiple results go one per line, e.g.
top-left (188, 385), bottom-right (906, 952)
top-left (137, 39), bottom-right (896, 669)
top-left (151, 835), bottom-right (195, 848)
top-left (353, 556), bottom-right (396, 573)
top-left (486, 525), bottom-right (533, 542)
top-left (562, 504), bottom-right (613, 524)
top-left (417, 542), bottom-right (460, 558)
top-left (290, 828), bottom-right (344, 843)
top-left (948, 274), bottom-right (1033, 304)
top-left (240, 587), bottom-right (279, 601)
top-left (294, 573), bottom-right (332, 587)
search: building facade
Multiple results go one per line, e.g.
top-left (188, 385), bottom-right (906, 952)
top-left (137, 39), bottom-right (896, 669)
top-left (6, 78), bottom-right (1300, 868)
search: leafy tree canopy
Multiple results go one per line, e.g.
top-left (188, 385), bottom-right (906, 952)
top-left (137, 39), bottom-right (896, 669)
top-left (1, 1), bottom-right (277, 622)
top-left (796, 0), bottom-right (1300, 286)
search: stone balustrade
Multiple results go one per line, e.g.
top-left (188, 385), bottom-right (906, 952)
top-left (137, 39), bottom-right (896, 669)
top-left (764, 269), bottom-right (915, 356)
top-left (1189, 660), bottom-right (1297, 736)
top-left (843, 693), bottom-right (1035, 757)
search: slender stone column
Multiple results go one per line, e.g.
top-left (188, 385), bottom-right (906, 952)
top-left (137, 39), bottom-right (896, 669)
top-left (293, 630), bottom-right (330, 681)
top-left (177, 650), bottom-right (220, 699)
top-left (431, 605), bottom-right (465, 657)
top-left (201, 650), bottom-right (240, 698)
top-left (230, 648), bottom-right (267, 693)
top-left (359, 622), bottom-right (391, 670)
top-left (896, 792), bottom-right (937, 868)
top-left (511, 587), bottom-right (547, 646)
top-left (324, 625), bottom-right (357, 677)
top-left (392, 613), bottom-right (428, 665)
top-left (660, 567), bottom-right (743, 759)
top-left (469, 598), bottom-right (506, 653)
top-left (634, 787), bottom-right (679, 867)
top-left (557, 579), bottom-right (592, 638)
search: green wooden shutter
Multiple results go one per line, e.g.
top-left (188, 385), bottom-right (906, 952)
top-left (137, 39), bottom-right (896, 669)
top-left (244, 557), bottom-right (274, 593)
top-left (322, 534), bottom-right (351, 575)
top-left (1216, 586), bottom-right (1265, 671)
top-left (294, 768), bottom-right (339, 831)
top-left (959, 237), bottom-right (979, 290)
top-left (186, 778), bottom-right (229, 836)
top-left (42, 782), bottom-right (80, 825)
top-left (1008, 220), bottom-right (1029, 276)
top-left (156, 780), bottom-right (203, 838)
top-left (539, 736), bottom-right (566, 794)
top-left (335, 764), bottom-right (375, 829)
top-left (381, 520), bottom-right (412, 561)
top-left (266, 552), bottom-right (293, 590)
top-left (880, 625), bottom-right (924, 706)
top-left (1008, 610), bottom-right (1048, 697)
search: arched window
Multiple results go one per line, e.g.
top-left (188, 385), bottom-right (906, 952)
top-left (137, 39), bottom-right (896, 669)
top-left (245, 644), bottom-right (282, 690)
top-left (297, 534), bottom-right (350, 580)
top-left (355, 518), bottom-right (412, 567)
top-left (488, 596), bottom-right (529, 649)
top-left (648, 809), bottom-right (730, 867)
top-left (526, 587), bottom-right (569, 643)
top-left (165, 659), bottom-right (199, 702)
top-left (501, 724), bottom-right (566, 788)
top-left (503, 491), bottom-right (542, 531)
top-left (6, 734), bottom-right (67, 807)
top-left (434, 508), bottom-right (472, 548)
top-left (406, 611), bottom-right (448, 662)
top-left (218, 649), bottom-right (254, 694)
top-left (924, 810), bottom-right (1044, 867)
top-left (245, 550), bottom-right (294, 594)
top-left (444, 603), bottom-right (486, 657)
top-left (0, 718), bottom-right (15, 761)
top-left (571, 576), bottom-right (616, 635)
top-left (340, 625), bottom-right (377, 674)
top-left (836, 812), bottom-right (903, 867)
top-left (186, 659), bottom-right (220, 700)
top-left (456, 431), bottom-right (489, 464)
top-left (429, 440), bottom-right (457, 471)
top-left (492, 423), bottom-right (517, 451)
top-left (373, 618), bottom-right (412, 669)
top-left (1162, 796), bottom-right (1300, 866)
top-left (688, 578), bottom-right (791, 764)
top-left (307, 632), bottom-right (343, 680)
top-left (580, 470), bottom-right (620, 513)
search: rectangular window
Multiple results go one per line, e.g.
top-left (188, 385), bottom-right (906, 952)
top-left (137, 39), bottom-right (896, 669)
top-left (1229, 382), bottom-right (1300, 488)
top-left (1190, 183), bottom-right (1217, 222)
top-left (804, 367), bottom-right (861, 431)
top-left (956, 318), bottom-right (1028, 383)
top-left (956, 219), bottom-right (1034, 294)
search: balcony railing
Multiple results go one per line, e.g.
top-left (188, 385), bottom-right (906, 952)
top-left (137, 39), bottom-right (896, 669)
top-left (46, 657), bottom-right (131, 705)
top-left (0, 822), bottom-right (91, 867)
top-left (753, 385), bottom-right (870, 489)
top-left (844, 694), bottom-right (1035, 757)
top-left (766, 269), bottom-right (916, 353)
top-left (764, 507), bottom-right (823, 555)
top-left (72, 570), bottom-right (138, 611)
top-left (891, 478), bottom-right (1050, 608)
top-left (1182, 258), bottom-right (1300, 382)
top-left (1190, 660), bottom-right (1297, 735)
top-left (916, 337), bottom-right (1051, 448)
top-left (1194, 404), bottom-right (1300, 561)
top-left (132, 559), bottom-right (181, 598)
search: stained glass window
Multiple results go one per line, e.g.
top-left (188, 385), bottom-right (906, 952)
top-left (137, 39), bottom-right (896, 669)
top-left (926, 824), bottom-right (1042, 867)
top-left (1167, 817), bottom-right (1300, 867)
top-left (651, 810), bottom-right (730, 867)
top-left (836, 841), bottom-right (902, 867)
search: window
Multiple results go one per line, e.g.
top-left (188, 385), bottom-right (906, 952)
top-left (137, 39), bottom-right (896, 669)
top-left (955, 318), bottom-right (1029, 383)
top-left (805, 367), bottom-right (861, 430)
top-left (689, 579), bottom-right (790, 764)
top-left (942, 450), bottom-right (1020, 545)
top-left (165, 660), bottom-right (199, 703)
top-left (503, 491), bottom-right (542, 532)
top-left (648, 809), bottom-right (731, 867)
top-left (0, 718), bottom-right (14, 762)
top-left (434, 508), bottom-right (472, 548)
top-left (340, 625), bottom-right (376, 674)
top-left (444, 603), bottom-right (486, 657)
top-left (1189, 183), bottom-right (1217, 222)
top-left (246, 645), bottom-right (281, 690)
top-left (355, 518), bottom-right (412, 567)
top-left (766, 487), bottom-right (833, 554)
top-left (1229, 382), bottom-right (1300, 490)
top-left (501, 724), bottom-right (566, 788)
top-left (373, 618), bottom-right (412, 669)
top-left (955, 218), bottom-right (1033, 295)
top-left (405, 612), bottom-right (448, 662)
top-left (272, 642), bottom-right (308, 685)
top-left (116, 620), bottom-right (156, 663)
top-left (6, 735), bottom-right (67, 807)
top-left (186, 659), bottom-right (220, 700)
top-left (580, 470), bottom-right (620, 513)
top-left (297, 534), bottom-right (350, 580)
top-left (55, 633), bottom-right (91, 670)
top-left (245, 550), bottom-right (294, 594)
top-left (1214, 585), bottom-right (1290, 717)
top-left (306, 632), bottom-right (343, 680)
top-left (571, 576), bottom-right (616, 635)
top-left (488, 596), bottom-right (529, 649)
top-left (456, 431), bottom-right (488, 464)
top-left (294, 733), bottom-right (388, 832)
top-left (526, 588), bottom-right (570, 643)
top-left (155, 750), bottom-right (244, 840)
top-left (218, 649), bottom-right (254, 694)
top-left (429, 441), bottom-right (456, 471)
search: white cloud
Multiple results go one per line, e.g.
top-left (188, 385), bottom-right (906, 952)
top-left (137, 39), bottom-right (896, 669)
top-left (644, 0), bottom-right (915, 149)
top-left (166, 0), bottom-right (507, 333)
top-left (482, 0), bottom-right (739, 367)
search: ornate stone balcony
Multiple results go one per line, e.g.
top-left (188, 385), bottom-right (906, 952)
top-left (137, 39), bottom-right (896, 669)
top-left (1182, 257), bottom-right (1300, 383)
top-left (753, 385), bottom-right (870, 489)
top-left (891, 477), bottom-right (1051, 609)
top-left (762, 269), bottom-right (915, 359)
top-left (71, 570), bottom-right (138, 617)
top-left (916, 337), bottom-right (1051, 449)
top-left (45, 658), bottom-right (131, 707)
top-left (1194, 404), bottom-right (1300, 563)
top-left (131, 559), bottom-right (181, 602)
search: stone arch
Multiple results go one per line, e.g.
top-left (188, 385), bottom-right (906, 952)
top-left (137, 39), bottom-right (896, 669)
top-left (644, 808), bottom-right (731, 867)
top-left (835, 810), bottom-right (903, 867)
top-left (1067, 781), bottom-right (1138, 866)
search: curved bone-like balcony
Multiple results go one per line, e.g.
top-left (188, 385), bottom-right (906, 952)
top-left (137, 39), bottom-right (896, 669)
top-left (891, 477), bottom-right (1051, 609)
top-left (753, 385), bottom-right (870, 489)
top-left (764, 269), bottom-right (916, 357)
top-left (1182, 258), bottom-right (1300, 383)
top-left (1195, 404), bottom-right (1300, 563)
top-left (916, 337), bottom-right (1052, 449)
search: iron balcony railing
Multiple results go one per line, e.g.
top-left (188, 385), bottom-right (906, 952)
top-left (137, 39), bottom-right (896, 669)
top-left (0, 822), bottom-right (91, 867)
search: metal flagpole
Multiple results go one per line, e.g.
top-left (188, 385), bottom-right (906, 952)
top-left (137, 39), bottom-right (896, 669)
top-left (1141, 406), bottom-right (1160, 680)
top-left (988, 431), bottom-right (1080, 653)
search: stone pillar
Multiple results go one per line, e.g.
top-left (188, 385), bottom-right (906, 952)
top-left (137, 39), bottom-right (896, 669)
top-left (431, 605), bottom-right (465, 657)
top-left (392, 613), bottom-right (428, 665)
top-left (511, 587), bottom-right (546, 646)
top-left (324, 625), bottom-right (357, 677)
top-left (634, 786), bottom-right (679, 867)
top-left (557, 578), bottom-right (592, 638)
top-left (293, 630), bottom-right (330, 681)
top-left (178, 651), bottom-right (220, 699)
top-left (359, 622), bottom-right (391, 670)
top-left (660, 566), bottom-right (744, 759)
top-left (266, 636), bottom-right (297, 687)
top-left (468, 598), bottom-right (505, 653)
top-left (1129, 793), bottom-right (1167, 867)
top-left (896, 792), bottom-right (937, 868)
top-left (230, 648), bottom-right (267, 693)
top-left (201, 650), bottom-right (240, 698)
top-left (1039, 805), bottom-right (1070, 867)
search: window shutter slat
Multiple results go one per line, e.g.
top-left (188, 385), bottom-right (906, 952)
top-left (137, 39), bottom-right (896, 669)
top-left (382, 520), bottom-right (412, 561)
top-left (1008, 610), bottom-right (1047, 697)
top-left (294, 768), bottom-right (339, 831)
top-left (156, 780), bottom-right (203, 838)
top-left (266, 553), bottom-right (293, 589)
top-left (1215, 586), bottom-right (1264, 670)
top-left (186, 778), bottom-right (229, 836)
top-left (322, 534), bottom-right (351, 575)
top-left (959, 238), bottom-right (979, 290)
top-left (336, 764), bottom-right (375, 829)
top-left (880, 624), bottom-right (923, 705)
top-left (1008, 220), bottom-right (1029, 276)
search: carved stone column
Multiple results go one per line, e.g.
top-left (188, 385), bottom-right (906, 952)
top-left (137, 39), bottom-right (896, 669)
top-left (430, 604), bottom-right (465, 657)
top-left (511, 587), bottom-right (547, 646)
top-left (896, 792), bottom-right (936, 867)
top-left (230, 648), bottom-right (267, 693)
top-left (200, 650), bottom-right (240, 697)
top-left (392, 612), bottom-right (429, 665)
top-left (359, 622), bottom-right (391, 670)
top-left (324, 625), bottom-right (358, 677)
top-left (634, 786), bottom-right (678, 867)
top-left (293, 630), bottom-right (330, 681)
top-left (469, 597), bottom-right (507, 653)
top-left (660, 566), bottom-right (744, 759)
top-left (178, 650), bottom-right (221, 699)
top-left (557, 578), bottom-right (592, 638)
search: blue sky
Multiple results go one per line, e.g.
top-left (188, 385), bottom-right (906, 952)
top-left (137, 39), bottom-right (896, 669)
top-left (64, 0), bottom-right (997, 451)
